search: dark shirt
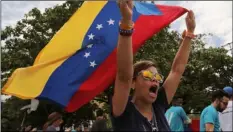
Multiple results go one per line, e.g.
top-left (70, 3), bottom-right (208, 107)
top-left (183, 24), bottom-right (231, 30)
top-left (110, 87), bottom-right (171, 131)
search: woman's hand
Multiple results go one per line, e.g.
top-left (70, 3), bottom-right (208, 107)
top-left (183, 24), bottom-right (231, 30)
top-left (117, 0), bottom-right (134, 24)
top-left (185, 10), bottom-right (196, 33)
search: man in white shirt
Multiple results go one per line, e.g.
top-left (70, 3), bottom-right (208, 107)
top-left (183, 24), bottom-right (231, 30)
top-left (219, 86), bottom-right (232, 131)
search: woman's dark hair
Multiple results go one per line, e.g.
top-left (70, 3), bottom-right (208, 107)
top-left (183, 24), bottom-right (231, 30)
top-left (133, 60), bottom-right (157, 80)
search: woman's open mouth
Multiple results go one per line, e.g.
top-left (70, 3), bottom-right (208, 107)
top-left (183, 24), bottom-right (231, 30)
top-left (149, 86), bottom-right (158, 98)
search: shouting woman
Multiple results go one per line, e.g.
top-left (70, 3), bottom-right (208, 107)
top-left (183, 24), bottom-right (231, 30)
top-left (111, 0), bottom-right (196, 131)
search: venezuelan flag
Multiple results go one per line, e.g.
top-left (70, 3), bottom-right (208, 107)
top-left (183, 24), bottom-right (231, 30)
top-left (2, 1), bottom-right (187, 112)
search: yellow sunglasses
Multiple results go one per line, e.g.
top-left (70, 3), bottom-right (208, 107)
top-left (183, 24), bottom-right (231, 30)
top-left (139, 70), bottom-right (164, 83)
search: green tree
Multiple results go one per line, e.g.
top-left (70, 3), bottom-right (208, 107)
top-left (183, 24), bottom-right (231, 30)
top-left (1, 97), bottom-right (29, 131)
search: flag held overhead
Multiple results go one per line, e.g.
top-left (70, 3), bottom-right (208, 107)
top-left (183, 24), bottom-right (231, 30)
top-left (2, 1), bottom-right (187, 112)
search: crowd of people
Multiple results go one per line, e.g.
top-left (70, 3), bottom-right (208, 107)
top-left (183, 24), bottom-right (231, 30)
top-left (21, 109), bottom-right (107, 132)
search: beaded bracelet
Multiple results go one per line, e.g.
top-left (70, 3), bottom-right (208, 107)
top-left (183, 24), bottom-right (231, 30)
top-left (119, 20), bottom-right (134, 36)
top-left (119, 28), bottom-right (134, 36)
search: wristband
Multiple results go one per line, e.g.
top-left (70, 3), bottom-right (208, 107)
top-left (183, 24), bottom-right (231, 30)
top-left (185, 31), bottom-right (196, 39)
top-left (119, 20), bottom-right (134, 30)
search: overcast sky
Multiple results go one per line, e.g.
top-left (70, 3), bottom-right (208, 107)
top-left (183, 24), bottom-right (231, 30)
top-left (1, 1), bottom-right (232, 101)
top-left (2, 1), bottom-right (232, 47)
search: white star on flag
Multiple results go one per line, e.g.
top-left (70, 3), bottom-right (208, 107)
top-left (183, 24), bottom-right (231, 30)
top-left (88, 33), bottom-right (95, 40)
top-left (90, 61), bottom-right (97, 67)
top-left (87, 44), bottom-right (93, 48)
top-left (84, 52), bottom-right (90, 58)
top-left (96, 24), bottom-right (103, 30)
top-left (107, 19), bottom-right (115, 25)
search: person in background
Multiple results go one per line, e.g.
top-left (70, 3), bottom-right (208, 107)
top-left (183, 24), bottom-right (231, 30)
top-left (74, 123), bottom-right (82, 132)
top-left (200, 90), bottom-right (230, 132)
top-left (90, 109), bottom-right (109, 131)
top-left (219, 86), bottom-right (232, 131)
top-left (83, 122), bottom-right (89, 132)
top-left (65, 127), bottom-right (72, 132)
top-left (165, 96), bottom-right (191, 131)
top-left (30, 127), bottom-right (37, 132)
top-left (24, 125), bottom-right (32, 132)
top-left (43, 112), bottom-right (63, 132)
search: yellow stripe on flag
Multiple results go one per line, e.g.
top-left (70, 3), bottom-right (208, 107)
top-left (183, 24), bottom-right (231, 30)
top-left (34, 1), bottom-right (107, 64)
top-left (2, 1), bottom-right (108, 99)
